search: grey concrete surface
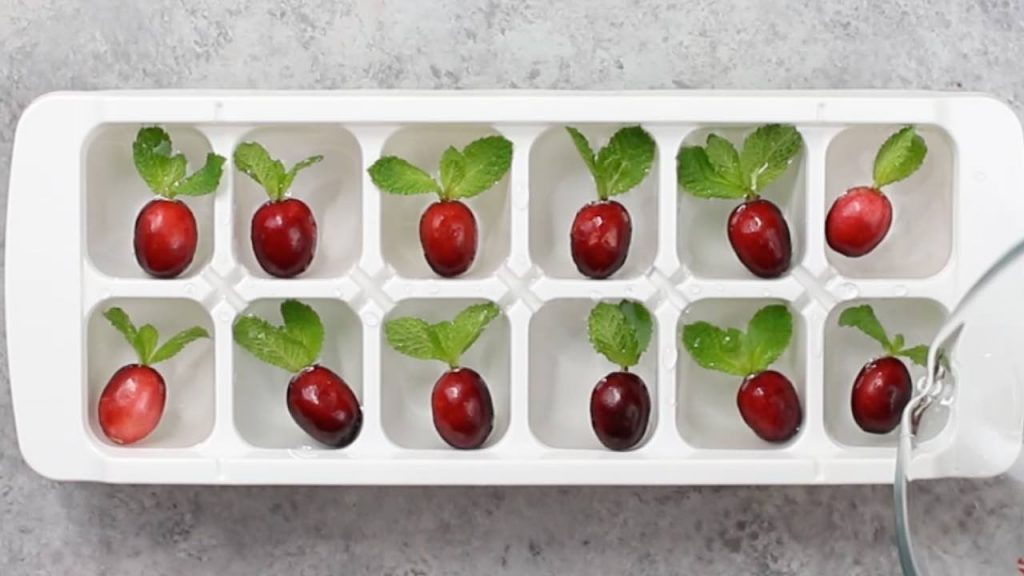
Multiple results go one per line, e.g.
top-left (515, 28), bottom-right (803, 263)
top-left (2, 1), bottom-right (1024, 574)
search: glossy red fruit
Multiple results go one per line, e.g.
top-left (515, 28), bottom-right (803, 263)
top-left (431, 368), bottom-right (494, 449)
top-left (570, 200), bottom-right (632, 279)
top-left (727, 199), bottom-right (792, 278)
top-left (851, 356), bottom-right (912, 434)
top-left (134, 199), bottom-right (198, 278)
top-left (826, 186), bottom-right (893, 257)
top-left (419, 200), bottom-right (478, 277)
top-left (590, 371), bottom-right (651, 451)
top-left (287, 365), bottom-right (363, 447)
top-left (251, 198), bottom-right (317, 278)
top-left (98, 364), bottom-right (166, 445)
top-left (737, 370), bottom-right (802, 443)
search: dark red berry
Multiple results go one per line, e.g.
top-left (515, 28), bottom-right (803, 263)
top-left (851, 356), bottom-right (912, 434)
top-left (727, 199), bottom-right (792, 278)
top-left (590, 371), bottom-right (651, 451)
top-left (826, 186), bottom-right (893, 257)
top-left (287, 365), bottom-right (362, 448)
top-left (737, 370), bottom-right (802, 443)
top-left (98, 364), bottom-right (166, 445)
top-left (134, 198), bottom-right (198, 278)
top-left (251, 198), bottom-right (317, 278)
top-left (570, 200), bottom-right (632, 279)
top-left (419, 200), bottom-right (478, 277)
top-left (431, 368), bottom-right (494, 449)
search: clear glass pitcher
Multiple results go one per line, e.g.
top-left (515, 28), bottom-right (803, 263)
top-left (895, 239), bottom-right (1024, 575)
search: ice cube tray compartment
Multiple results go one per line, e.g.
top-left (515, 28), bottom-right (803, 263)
top-left (9, 91), bottom-right (1024, 485)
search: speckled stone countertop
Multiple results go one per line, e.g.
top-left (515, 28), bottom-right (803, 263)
top-left (2, 2), bottom-right (1024, 574)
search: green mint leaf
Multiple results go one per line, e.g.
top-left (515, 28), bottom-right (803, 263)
top-left (566, 127), bottom-right (598, 179)
top-left (234, 142), bottom-right (289, 201)
top-left (280, 154), bottom-right (323, 196)
top-left (891, 333), bottom-right (906, 352)
top-left (838, 305), bottom-right (892, 352)
top-left (443, 302), bottom-right (500, 365)
top-left (704, 134), bottom-right (745, 187)
top-left (133, 127), bottom-right (187, 196)
top-left (384, 317), bottom-right (442, 362)
top-left (136, 324), bottom-right (159, 365)
top-left (676, 146), bottom-right (750, 199)
top-left (744, 305), bottom-right (793, 373)
top-left (172, 153), bottom-right (225, 197)
top-left (618, 300), bottom-right (652, 358)
top-left (595, 126), bottom-right (656, 199)
top-left (450, 136), bottom-right (513, 200)
top-left (588, 302), bottom-right (640, 369)
top-left (280, 299), bottom-right (324, 361)
top-left (873, 126), bottom-right (927, 188)
top-left (739, 124), bottom-right (803, 193)
top-left (439, 146), bottom-right (467, 196)
top-left (149, 327), bottom-right (209, 365)
top-left (103, 307), bottom-right (145, 363)
top-left (233, 315), bottom-right (314, 373)
top-left (681, 321), bottom-right (750, 377)
top-left (897, 345), bottom-right (929, 367)
top-left (368, 156), bottom-right (441, 196)
top-left (429, 322), bottom-right (461, 368)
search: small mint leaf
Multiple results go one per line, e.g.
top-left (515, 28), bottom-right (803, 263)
top-left (874, 126), bottom-right (927, 188)
top-left (618, 300), bottom-right (652, 358)
top-left (677, 146), bottom-right (750, 199)
top-left (443, 302), bottom-right (500, 365)
top-left (595, 126), bottom-right (656, 199)
top-left (368, 156), bottom-right (441, 196)
top-left (566, 127), bottom-right (598, 179)
top-left (103, 307), bottom-right (144, 363)
top-left (280, 154), bottom-right (323, 196)
top-left (234, 142), bottom-right (288, 201)
top-left (149, 327), bottom-right (209, 365)
top-left (172, 153), bottom-right (225, 197)
top-left (133, 127), bottom-right (187, 196)
top-left (838, 305), bottom-right (892, 352)
top-left (439, 146), bottom-right (467, 197)
top-left (280, 299), bottom-right (324, 361)
top-left (588, 302), bottom-right (640, 369)
top-left (450, 136), bottom-right (513, 200)
top-left (681, 321), bottom-right (749, 377)
top-left (897, 345), bottom-right (929, 367)
top-left (233, 315), bottom-right (314, 373)
top-left (744, 305), bottom-right (793, 374)
top-left (384, 317), bottom-right (442, 362)
top-left (704, 134), bottom-right (745, 188)
top-left (136, 324), bottom-right (159, 365)
top-left (739, 124), bottom-right (802, 193)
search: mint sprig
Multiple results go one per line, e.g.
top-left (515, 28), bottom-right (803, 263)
top-left (133, 127), bottom-right (225, 199)
top-left (838, 305), bottom-right (927, 366)
top-left (873, 126), bottom-right (927, 189)
top-left (566, 126), bottom-right (655, 201)
top-left (384, 302), bottom-right (500, 369)
top-left (368, 136), bottom-right (512, 202)
top-left (233, 141), bottom-right (323, 202)
top-left (587, 300), bottom-right (653, 371)
top-left (681, 304), bottom-right (792, 376)
top-left (233, 299), bottom-right (324, 373)
top-left (104, 307), bottom-right (209, 366)
top-left (677, 124), bottom-right (802, 200)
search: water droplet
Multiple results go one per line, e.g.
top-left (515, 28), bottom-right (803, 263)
top-left (975, 170), bottom-right (987, 182)
top-left (689, 286), bottom-right (702, 296)
top-left (185, 284), bottom-right (196, 295)
top-left (715, 284), bottom-right (725, 293)
top-left (814, 345), bottom-right (824, 359)
top-left (428, 286), bottom-right (440, 295)
top-left (625, 285), bottom-right (634, 295)
top-left (661, 349), bottom-right (678, 370)
top-left (839, 283), bottom-right (859, 299)
top-left (363, 312), bottom-right (380, 326)
top-left (894, 285), bottom-right (909, 297)
top-left (589, 290), bottom-right (602, 301)
top-left (218, 308), bottom-right (234, 322)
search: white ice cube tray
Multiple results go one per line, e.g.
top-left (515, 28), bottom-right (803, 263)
top-left (7, 91), bottom-right (1024, 485)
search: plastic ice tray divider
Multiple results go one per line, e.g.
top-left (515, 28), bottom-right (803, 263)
top-left (7, 91), bottom-right (1024, 485)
